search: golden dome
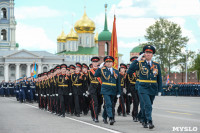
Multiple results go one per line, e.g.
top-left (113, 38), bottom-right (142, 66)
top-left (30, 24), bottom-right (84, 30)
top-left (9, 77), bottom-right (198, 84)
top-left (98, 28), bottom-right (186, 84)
top-left (66, 28), bottom-right (78, 41)
top-left (94, 32), bottom-right (98, 43)
top-left (57, 30), bottom-right (67, 42)
top-left (74, 10), bottom-right (95, 33)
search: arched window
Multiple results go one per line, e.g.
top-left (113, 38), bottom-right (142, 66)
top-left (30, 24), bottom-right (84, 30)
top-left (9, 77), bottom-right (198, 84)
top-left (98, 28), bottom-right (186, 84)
top-left (105, 42), bottom-right (109, 55)
top-left (0, 66), bottom-right (4, 77)
top-left (10, 65), bottom-right (15, 77)
top-left (1, 8), bottom-right (7, 19)
top-left (43, 66), bottom-right (47, 72)
top-left (21, 65), bottom-right (26, 77)
top-left (1, 29), bottom-right (7, 41)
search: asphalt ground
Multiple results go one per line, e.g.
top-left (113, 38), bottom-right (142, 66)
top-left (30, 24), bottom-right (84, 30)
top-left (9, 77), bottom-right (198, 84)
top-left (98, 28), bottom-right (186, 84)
top-left (0, 96), bottom-right (200, 133)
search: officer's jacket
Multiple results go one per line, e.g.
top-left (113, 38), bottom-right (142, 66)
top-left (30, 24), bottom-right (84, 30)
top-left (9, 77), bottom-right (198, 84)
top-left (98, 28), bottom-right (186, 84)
top-left (57, 74), bottom-right (72, 95)
top-left (54, 75), bottom-right (58, 94)
top-left (88, 68), bottom-right (101, 94)
top-left (119, 72), bottom-right (127, 94)
top-left (94, 67), bottom-right (121, 96)
top-left (127, 60), bottom-right (162, 95)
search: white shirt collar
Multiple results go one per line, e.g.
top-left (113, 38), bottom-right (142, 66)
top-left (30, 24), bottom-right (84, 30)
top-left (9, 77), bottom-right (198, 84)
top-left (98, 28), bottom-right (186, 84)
top-left (146, 60), bottom-right (152, 66)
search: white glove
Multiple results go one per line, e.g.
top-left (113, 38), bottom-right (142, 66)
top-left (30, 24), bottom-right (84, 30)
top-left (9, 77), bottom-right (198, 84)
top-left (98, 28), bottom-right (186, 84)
top-left (99, 62), bottom-right (105, 68)
top-left (86, 91), bottom-right (89, 95)
top-left (56, 94), bottom-right (58, 96)
top-left (137, 53), bottom-right (144, 61)
top-left (128, 93), bottom-right (131, 96)
top-left (69, 93), bottom-right (72, 96)
top-left (47, 94), bottom-right (49, 96)
top-left (41, 94), bottom-right (43, 96)
top-left (85, 94), bottom-right (88, 97)
top-left (123, 88), bottom-right (127, 94)
top-left (83, 93), bottom-right (86, 96)
top-left (35, 94), bottom-right (38, 96)
top-left (158, 92), bottom-right (161, 96)
top-left (117, 94), bottom-right (120, 98)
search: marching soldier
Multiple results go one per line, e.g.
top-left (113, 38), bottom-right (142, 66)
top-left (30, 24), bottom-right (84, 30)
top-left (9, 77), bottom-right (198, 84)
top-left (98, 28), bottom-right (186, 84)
top-left (128, 56), bottom-right (140, 122)
top-left (127, 45), bottom-right (162, 129)
top-left (82, 63), bottom-right (90, 115)
top-left (63, 66), bottom-right (73, 115)
top-left (88, 57), bottom-right (102, 123)
top-left (71, 63), bottom-right (85, 117)
top-left (94, 56), bottom-right (121, 125)
top-left (117, 63), bottom-right (127, 117)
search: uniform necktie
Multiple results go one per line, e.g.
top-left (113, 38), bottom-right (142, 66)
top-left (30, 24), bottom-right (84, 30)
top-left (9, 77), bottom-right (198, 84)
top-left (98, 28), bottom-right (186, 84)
top-left (148, 62), bottom-right (151, 69)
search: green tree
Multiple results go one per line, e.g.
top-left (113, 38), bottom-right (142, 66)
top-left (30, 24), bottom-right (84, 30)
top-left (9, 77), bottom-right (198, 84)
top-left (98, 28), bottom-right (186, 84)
top-left (189, 54), bottom-right (200, 82)
top-left (144, 18), bottom-right (189, 78)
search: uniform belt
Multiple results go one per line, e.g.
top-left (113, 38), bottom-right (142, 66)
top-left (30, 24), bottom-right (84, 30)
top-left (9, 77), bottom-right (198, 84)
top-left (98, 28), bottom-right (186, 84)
top-left (102, 82), bottom-right (116, 86)
top-left (91, 81), bottom-right (99, 84)
top-left (58, 85), bottom-right (69, 87)
top-left (73, 84), bottom-right (82, 86)
top-left (22, 86), bottom-right (27, 87)
top-left (130, 82), bottom-right (136, 84)
top-left (121, 84), bottom-right (124, 86)
top-left (139, 80), bottom-right (157, 83)
top-left (136, 79), bottom-right (140, 81)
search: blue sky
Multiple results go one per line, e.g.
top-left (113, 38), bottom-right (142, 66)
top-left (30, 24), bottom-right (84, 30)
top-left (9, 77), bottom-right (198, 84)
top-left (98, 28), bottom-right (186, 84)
top-left (15, 0), bottom-right (200, 64)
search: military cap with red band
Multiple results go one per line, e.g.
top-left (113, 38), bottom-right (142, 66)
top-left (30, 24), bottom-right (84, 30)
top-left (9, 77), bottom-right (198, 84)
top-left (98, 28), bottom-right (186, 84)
top-left (76, 62), bottom-right (82, 68)
top-left (60, 64), bottom-right (67, 69)
top-left (120, 63), bottom-right (127, 69)
top-left (130, 56), bottom-right (138, 62)
top-left (143, 45), bottom-right (156, 54)
top-left (91, 57), bottom-right (100, 62)
top-left (104, 56), bottom-right (114, 62)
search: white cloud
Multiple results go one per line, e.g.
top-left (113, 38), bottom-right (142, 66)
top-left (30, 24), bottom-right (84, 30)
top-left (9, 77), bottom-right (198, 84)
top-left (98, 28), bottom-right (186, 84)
top-left (16, 23), bottom-right (57, 54)
top-left (150, 0), bottom-right (200, 16)
top-left (168, 17), bottom-right (197, 44)
top-left (118, 41), bottom-right (146, 48)
top-left (15, 6), bottom-right (65, 19)
top-left (117, 0), bottom-right (133, 7)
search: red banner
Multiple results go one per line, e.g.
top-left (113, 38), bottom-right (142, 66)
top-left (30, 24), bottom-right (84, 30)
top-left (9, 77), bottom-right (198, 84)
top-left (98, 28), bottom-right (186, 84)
top-left (109, 15), bottom-right (118, 69)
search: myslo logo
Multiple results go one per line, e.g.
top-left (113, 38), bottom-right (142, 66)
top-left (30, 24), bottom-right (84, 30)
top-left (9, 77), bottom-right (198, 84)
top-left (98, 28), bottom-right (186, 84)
top-left (172, 127), bottom-right (198, 132)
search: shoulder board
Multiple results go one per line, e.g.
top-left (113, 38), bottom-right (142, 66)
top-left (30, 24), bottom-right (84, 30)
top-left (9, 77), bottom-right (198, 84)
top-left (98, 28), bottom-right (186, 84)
top-left (101, 67), bottom-right (106, 69)
top-left (153, 61), bottom-right (159, 64)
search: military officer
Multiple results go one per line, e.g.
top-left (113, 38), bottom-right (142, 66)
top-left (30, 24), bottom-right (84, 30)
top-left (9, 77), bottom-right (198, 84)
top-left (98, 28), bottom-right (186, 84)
top-left (94, 56), bottom-right (121, 125)
top-left (127, 45), bottom-right (162, 129)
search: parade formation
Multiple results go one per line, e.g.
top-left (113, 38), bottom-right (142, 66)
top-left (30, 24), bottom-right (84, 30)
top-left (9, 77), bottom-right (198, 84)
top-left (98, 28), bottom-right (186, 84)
top-left (1, 45), bottom-right (199, 130)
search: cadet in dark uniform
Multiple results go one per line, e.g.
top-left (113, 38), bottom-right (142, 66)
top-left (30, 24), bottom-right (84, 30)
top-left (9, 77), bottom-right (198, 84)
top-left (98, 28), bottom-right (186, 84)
top-left (117, 63), bottom-right (127, 117)
top-left (63, 66), bottom-right (73, 115)
top-left (57, 64), bottom-right (68, 117)
top-left (71, 63), bottom-right (85, 117)
top-left (94, 56), bottom-right (121, 125)
top-left (88, 57), bottom-right (102, 123)
top-left (82, 63), bottom-right (90, 115)
top-left (128, 45), bottom-right (162, 129)
top-left (128, 56), bottom-right (140, 122)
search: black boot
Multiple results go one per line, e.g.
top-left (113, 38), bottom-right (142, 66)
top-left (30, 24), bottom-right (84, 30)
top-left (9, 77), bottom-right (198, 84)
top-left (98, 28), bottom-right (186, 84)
top-left (143, 121), bottom-right (148, 128)
top-left (109, 118), bottom-right (115, 125)
top-left (148, 121), bottom-right (155, 129)
top-left (103, 119), bottom-right (108, 124)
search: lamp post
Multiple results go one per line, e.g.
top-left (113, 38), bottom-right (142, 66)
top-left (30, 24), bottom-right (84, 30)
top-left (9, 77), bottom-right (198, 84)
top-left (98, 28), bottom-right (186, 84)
top-left (185, 49), bottom-right (188, 83)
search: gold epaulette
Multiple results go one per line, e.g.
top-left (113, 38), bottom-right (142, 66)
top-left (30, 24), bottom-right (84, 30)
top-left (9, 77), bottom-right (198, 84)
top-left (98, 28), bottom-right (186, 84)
top-left (101, 67), bottom-right (106, 69)
top-left (153, 61), bottom-right (159, 64)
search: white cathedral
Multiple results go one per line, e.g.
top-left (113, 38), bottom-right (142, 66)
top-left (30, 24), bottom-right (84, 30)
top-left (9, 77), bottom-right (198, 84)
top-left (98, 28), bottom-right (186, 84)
top-left (0, 0), bottom-right (64, 82)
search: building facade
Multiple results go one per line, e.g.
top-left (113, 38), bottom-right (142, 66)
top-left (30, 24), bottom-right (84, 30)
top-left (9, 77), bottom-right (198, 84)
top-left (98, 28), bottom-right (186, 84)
top-left (0, 0), bottom-right (17, 50)
top-left (0, 49), bottom-right (64, 81)
top-left (57, 5), bottom-right (123, 65)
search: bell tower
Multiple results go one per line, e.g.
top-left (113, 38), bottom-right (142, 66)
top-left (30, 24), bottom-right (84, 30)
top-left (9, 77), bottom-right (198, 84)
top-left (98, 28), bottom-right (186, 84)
top-left (0, 0), bottom-right (17, 50)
